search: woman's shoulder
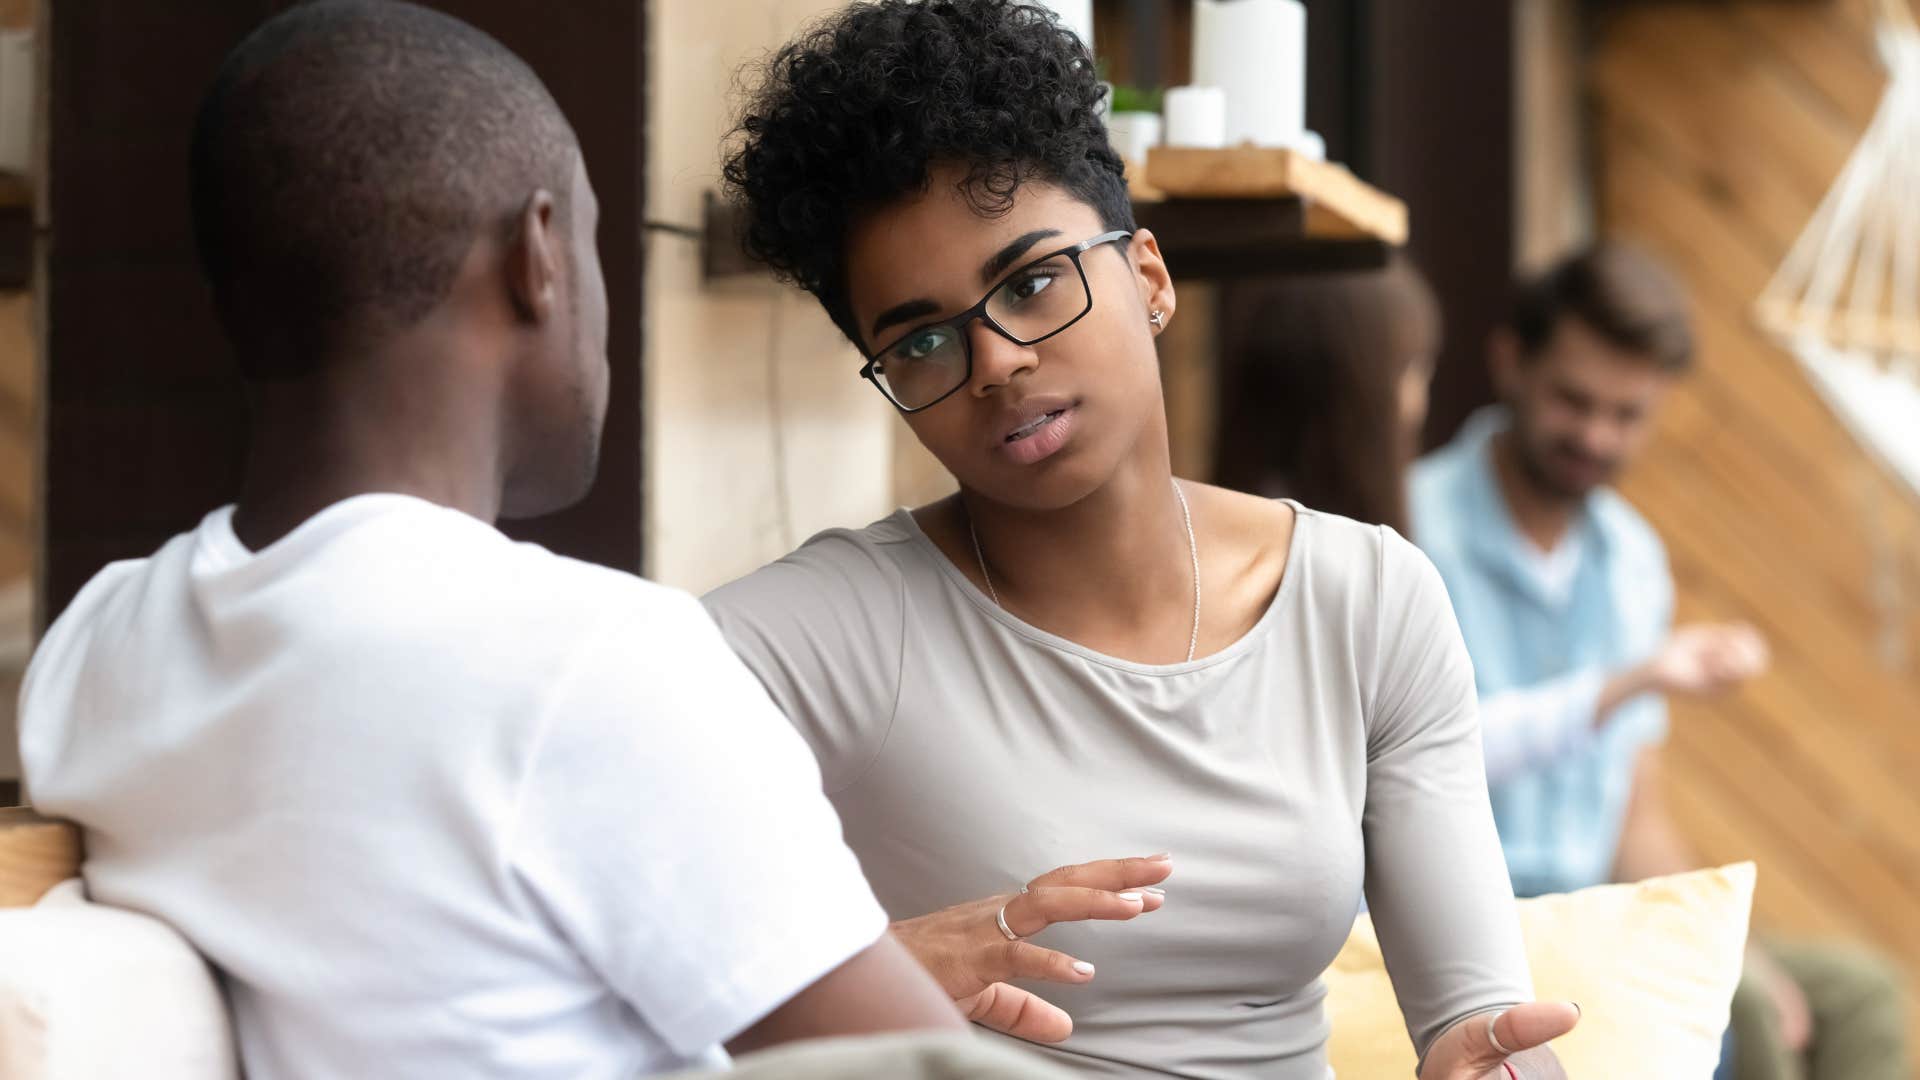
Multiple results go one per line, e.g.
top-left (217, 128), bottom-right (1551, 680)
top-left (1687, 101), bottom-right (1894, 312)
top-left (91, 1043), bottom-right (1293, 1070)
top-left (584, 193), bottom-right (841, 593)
top-left (1186, 483), bottom-right (1297, 614)
top-left (1197, 484), bottom-right (1409, 576)
top-left (1188, 482), bottom-right (1302, 562)
top-left (703, 510), bottom-right (919, 616)
top-left (1194, 485), bottom-right (1447, 619)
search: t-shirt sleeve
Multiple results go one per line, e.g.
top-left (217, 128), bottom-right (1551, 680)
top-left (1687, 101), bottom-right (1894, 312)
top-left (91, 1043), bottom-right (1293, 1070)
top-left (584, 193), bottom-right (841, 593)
top-left (1361, 528), bottom-right (1534, 1064)
top-left (702, 533), bottom-right (907, 793)
top-left (506, 589), bottom-right (888, 1057)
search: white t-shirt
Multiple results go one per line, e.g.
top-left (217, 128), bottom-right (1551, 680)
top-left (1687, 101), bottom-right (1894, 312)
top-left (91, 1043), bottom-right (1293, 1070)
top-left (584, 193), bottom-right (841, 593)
top-left (1516, 530), bottom-right (1585, 610)
top-left (19, 495), bottom-right (888, 1080)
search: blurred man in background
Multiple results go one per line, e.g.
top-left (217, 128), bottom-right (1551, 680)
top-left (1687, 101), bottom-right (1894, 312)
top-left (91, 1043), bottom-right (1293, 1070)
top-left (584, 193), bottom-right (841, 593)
top-left (1411, 245), bottom-right (1907, 1080)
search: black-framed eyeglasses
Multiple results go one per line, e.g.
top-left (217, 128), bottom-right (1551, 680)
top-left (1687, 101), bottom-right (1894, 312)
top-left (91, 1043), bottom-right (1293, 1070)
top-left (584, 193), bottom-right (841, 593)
top-left (859, 230), bottom-right (1134, 412)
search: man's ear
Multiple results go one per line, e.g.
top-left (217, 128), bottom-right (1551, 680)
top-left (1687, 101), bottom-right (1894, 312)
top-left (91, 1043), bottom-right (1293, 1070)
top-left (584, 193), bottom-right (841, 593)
top-left (506, 189), bottom-right (559, 325)
top-left (1130, 229), bottom-right (1177, 335)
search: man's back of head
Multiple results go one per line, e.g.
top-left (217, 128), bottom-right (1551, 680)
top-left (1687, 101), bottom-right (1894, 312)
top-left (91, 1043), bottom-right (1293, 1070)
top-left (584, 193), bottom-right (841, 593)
top-left (191, 0), bottom-right (577, 377)
top-left (192, 1), bottom-right (610, 526)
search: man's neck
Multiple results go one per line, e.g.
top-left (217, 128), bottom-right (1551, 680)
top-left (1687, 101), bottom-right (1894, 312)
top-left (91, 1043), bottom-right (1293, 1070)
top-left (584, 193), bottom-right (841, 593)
top-left (230, 351), bottom-right (507, 552)
top-left (1491, 429), bottom-right (1580, 553)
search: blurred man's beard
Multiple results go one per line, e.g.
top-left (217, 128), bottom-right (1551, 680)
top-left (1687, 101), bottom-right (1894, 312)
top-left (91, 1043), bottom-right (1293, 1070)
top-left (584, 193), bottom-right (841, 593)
top-left (1517, 432), bottom-right (1612, 503)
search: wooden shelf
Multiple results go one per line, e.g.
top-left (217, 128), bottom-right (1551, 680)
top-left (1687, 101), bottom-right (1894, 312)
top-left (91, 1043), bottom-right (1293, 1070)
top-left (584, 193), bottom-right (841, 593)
top-left (1144, 147), bottom-right (1408, 243)
top-left (1134, 198), bottom-right (1389, 279)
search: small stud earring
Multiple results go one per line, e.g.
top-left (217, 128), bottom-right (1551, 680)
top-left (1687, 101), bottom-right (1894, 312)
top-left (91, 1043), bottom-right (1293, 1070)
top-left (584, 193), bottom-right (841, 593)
top-left (1148, 310), bottom-right (1166, 328)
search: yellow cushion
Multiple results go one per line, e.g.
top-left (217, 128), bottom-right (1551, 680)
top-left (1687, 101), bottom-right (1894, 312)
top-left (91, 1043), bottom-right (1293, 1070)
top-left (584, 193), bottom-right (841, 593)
top-left (1325, 863), bottom-right (1756, 1076)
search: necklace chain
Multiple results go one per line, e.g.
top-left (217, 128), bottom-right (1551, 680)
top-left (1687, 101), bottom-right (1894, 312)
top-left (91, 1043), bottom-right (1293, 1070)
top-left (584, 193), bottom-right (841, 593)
top-left (968, 480), bottom-right (1201, 663)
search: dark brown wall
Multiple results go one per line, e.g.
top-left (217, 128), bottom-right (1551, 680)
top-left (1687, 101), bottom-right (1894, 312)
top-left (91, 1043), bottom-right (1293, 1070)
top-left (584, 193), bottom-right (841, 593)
top-left (1233, 1), bottom-right (1520, 448)
top-left (42, 1), bottom-right (646, 624)
top-left (1358, 1), bottom-right (1515, 450)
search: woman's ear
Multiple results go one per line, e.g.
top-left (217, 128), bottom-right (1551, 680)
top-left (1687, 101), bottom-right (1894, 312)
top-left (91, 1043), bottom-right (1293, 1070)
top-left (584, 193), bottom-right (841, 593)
top-left (1129, 229), bottom-right (1177, 335)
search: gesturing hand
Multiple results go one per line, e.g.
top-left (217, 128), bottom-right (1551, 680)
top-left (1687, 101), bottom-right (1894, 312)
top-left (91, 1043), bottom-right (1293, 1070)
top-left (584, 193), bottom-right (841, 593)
top-left (889, 854), bottom-right (1173, 1043)
top-left (1649, 623), bottom-right (1770, 697)
top-left (1418, 1003), bottom-right (1580, 1079)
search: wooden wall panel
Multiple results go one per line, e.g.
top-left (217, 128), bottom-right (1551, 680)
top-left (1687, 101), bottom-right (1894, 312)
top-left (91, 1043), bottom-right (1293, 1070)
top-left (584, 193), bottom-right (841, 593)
top-left (1590, 0), bottom-right (1920, 1052)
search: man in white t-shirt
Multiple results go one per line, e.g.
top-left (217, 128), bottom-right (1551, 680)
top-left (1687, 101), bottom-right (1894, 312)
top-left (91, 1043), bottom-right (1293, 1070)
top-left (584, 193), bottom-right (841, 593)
top-left (17, 3), bottom-right (961, 1078)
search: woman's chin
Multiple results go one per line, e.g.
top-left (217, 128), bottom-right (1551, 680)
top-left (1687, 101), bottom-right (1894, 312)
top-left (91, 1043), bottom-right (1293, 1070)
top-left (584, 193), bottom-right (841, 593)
top-left (951, 457), bottom-right (1119, 512)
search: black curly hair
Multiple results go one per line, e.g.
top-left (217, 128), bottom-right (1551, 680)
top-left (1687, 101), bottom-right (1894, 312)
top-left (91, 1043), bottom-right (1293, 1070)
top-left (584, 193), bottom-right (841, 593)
top-left (723, 0), bottom-right (1135, 346)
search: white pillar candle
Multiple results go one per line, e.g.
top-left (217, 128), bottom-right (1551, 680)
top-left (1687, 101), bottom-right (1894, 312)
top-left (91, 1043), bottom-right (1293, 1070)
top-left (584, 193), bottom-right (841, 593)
top-left (1163, 85), bottom-right (1228, 149)
top-left (1035, 0), bottom-right (1094, 54)
top-left (1192, 0), bottom-right (1306, 148)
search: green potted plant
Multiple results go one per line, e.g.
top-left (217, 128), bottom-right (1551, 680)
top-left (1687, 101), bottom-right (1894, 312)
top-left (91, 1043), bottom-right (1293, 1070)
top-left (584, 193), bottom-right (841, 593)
top-left (1105, 84), bottom-right (1163, 172)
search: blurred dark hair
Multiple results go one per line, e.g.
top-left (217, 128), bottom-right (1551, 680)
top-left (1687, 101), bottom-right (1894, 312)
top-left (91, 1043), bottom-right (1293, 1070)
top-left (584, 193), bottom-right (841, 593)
top-left (1508, 244), bottom-right (1693, 372)
top-left (1212, 257), bottom-right (1440, 534)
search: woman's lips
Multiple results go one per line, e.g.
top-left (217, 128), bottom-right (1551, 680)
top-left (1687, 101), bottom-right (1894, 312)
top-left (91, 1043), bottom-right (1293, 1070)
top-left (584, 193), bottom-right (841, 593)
top-left (998, 405), bottom-right (1076, 466)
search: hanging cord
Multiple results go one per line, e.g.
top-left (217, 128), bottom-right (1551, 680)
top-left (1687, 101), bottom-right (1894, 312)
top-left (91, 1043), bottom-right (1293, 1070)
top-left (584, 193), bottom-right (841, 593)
top-left (762, 288), bottom-right (798, 553)
top-left (1759, 0), bottom-right (1920, 357)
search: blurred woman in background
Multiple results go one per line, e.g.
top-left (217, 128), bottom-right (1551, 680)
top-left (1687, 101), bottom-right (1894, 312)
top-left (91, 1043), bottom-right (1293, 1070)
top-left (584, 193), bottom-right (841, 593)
top-left (1212, 256), bottom-right (1442, 533)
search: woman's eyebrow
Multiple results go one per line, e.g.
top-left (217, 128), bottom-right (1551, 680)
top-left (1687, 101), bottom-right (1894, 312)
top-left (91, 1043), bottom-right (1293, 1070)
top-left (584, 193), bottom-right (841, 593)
top-left (871, 298), bottom-right (943, 340)
top-left (869, 227), bottom-right (1066, 342)
top-left (980, 228), bottom-right (1063, 284)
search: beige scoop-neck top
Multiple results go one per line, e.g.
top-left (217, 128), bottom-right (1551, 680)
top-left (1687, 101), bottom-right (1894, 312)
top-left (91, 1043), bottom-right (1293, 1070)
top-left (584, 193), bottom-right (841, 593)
top-left (703, 502), bottom-right (1530, 1078)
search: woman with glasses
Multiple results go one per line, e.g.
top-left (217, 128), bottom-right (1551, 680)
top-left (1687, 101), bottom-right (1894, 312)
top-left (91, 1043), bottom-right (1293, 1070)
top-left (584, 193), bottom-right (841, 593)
top-left (703, 2), bottom-right (1576, 1077)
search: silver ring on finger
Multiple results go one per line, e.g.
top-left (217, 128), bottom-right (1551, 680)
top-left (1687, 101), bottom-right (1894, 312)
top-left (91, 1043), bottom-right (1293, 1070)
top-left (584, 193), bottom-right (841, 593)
top-left (996, 902), bottom-right (1021, 941)
top-left (1486, 1011), bottom-right (1517, 1056)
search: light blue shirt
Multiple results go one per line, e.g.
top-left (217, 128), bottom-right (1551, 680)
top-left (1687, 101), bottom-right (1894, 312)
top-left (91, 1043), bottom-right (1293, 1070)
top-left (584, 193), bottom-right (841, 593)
top-left (1410, 408), bottom-right (1673, 897)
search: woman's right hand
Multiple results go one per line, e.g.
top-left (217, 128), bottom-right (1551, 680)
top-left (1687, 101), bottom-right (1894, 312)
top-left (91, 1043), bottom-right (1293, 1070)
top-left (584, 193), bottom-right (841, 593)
top-left (889, 854), bottom-right (1173, 1043)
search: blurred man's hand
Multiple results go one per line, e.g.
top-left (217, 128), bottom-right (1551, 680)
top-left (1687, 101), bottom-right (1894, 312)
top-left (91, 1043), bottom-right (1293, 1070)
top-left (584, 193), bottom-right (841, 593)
top-left (1648, 623), bottom-right (1769, 696)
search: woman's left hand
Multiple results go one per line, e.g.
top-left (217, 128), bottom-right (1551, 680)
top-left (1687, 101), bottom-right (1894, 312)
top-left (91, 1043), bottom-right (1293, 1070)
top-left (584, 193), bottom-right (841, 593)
top-left (1418, 1002), bottom-right (1580, 1079)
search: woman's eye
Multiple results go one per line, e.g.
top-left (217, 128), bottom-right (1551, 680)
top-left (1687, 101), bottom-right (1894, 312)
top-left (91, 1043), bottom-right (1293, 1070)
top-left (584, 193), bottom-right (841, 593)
top-left (1009, 272), bottom-right (1057, 302)
top-left (893, 328), bottom-right (951, 361)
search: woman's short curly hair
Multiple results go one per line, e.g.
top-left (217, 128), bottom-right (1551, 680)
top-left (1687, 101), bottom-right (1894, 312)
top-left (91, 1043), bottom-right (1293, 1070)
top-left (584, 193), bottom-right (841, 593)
top-left (723, 0), bottom-right (1135, 345)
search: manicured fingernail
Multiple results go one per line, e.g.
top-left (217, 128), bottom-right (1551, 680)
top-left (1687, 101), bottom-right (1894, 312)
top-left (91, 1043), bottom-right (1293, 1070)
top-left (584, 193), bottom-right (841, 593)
top-left (1147, 852), bottom-right (1171, 860)
top-left (1118, 892), bottom-right (1144, 902)
top-left (1072, 961), bottom-right (1095, 975)
top-left (1144, 886), bottom-right (1167, 896)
